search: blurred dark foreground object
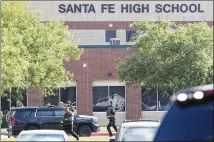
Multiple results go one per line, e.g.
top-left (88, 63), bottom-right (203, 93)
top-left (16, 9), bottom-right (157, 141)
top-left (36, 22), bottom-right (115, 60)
top-left (154, 84), bottom-right (214, 141)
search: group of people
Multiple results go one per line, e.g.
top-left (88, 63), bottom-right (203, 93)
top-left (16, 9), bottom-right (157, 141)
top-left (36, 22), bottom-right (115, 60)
top-left (46, 101), bottom-right (79, 140)
top-left (1, 100), bottom-right (118, 140)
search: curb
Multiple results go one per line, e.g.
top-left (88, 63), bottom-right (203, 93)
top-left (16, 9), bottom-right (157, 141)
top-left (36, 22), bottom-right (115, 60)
top-left (91, 132), bottom-right (116, 136)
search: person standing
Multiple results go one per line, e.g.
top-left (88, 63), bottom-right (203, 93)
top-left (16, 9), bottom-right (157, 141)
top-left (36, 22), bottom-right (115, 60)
top-left (0, 111), bottom-right (3, 125)
top-left (66, 101), bottom-right (71, 107)
top-left (106, 105), bottom-right (118, 137)
top-left (16, 101), bottom-right (24, 107)
top-left (63, 106), bottom-right (79, 141)
top-left (70, 105), bottom-right (77, 116)
top-left (58, 102), bottom-right (64, 108)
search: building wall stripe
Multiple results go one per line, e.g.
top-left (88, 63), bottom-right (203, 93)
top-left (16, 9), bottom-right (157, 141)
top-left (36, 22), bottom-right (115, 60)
top-left (60, 21), bottom-right (213, 30)
top-left (78, 45), bottom-right (132, 48)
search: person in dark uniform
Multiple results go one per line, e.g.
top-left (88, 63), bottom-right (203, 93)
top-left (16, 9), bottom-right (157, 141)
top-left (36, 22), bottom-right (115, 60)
top-left (66, 100), bottom-right (71, 107)
top-left (106, 105), bottom-right (118, 137)
top-left (63, 106), bottom-right (79, 141)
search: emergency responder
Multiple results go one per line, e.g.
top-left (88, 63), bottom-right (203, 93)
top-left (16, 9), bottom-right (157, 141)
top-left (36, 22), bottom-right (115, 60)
top-left (106, 105), bottom-right (118, 137)
top-left (70, 105), bottom-right (77, 116)
top-left (63, 106), bottom-right (79, 141)
top-left (58, 102), bottom-right (64, 108)
top-left (66, 100), bottom-right (71, 107)
top-left (16, 101), bottom-right (23, 107)
top-left (0, 111), bottom-right (3, 124)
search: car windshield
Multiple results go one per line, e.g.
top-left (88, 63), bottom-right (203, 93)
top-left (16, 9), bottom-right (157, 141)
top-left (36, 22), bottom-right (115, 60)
top-left (17, 133), bottom-right (65, 141)
top-left (121, 126), bottom-right (157, 141)
top-left (154, 100), bottom-right (214, 141)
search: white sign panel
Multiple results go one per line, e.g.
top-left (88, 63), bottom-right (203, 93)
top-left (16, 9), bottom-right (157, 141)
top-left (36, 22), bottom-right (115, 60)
top-left (29, 1), bottom-right (213, 21)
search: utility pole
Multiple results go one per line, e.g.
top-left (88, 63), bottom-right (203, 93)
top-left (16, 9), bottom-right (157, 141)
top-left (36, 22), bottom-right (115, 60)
top-left (10, 88), bottom-right (12, 110)
top-left (157, 85), bottom-right (159, 111)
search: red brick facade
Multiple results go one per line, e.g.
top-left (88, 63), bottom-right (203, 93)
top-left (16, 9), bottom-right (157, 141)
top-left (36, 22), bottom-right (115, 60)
top-left (28, 48), bottom-right (142, 119)
top-left (27, 20), bottom-right (213, 119)
top-left (27, 88), bottom-right (44, 106)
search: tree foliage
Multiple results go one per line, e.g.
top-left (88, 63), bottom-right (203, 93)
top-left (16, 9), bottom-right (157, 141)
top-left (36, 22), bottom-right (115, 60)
top-left (117, 21), bottom-right (213, 93)
top-left (1, 2), bottom-right (83, 96)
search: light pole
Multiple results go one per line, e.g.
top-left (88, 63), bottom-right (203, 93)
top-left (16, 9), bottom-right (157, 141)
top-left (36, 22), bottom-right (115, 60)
top-left (10, 88), bottom-right (12, 110)
top-left (156, 85), bottom-right (159, 111)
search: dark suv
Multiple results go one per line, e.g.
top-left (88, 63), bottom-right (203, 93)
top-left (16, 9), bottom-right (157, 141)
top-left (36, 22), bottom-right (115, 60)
top-left (154, 84), bottom-right (213, 141)
top-left (9, 106), bottom-right (99, 137)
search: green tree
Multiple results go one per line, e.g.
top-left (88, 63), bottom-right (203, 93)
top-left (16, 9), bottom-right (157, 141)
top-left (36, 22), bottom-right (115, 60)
top-left (117, 21), bottom-right (213, 93)
top-left (1, 2), bottom-right (83, 96)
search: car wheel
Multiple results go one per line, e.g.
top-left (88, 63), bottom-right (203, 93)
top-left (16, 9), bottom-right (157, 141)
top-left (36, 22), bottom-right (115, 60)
top-left (79, 126), bottom-right (91, 137)
top-left (27, 126), bottom-right (38, 130)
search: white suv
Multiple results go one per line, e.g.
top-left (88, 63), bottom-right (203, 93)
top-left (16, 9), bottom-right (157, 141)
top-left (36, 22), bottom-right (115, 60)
top-left (110, 120), bottom-right (160, 142)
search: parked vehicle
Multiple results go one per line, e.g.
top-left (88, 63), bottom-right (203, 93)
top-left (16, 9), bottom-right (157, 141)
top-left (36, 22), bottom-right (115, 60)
top-left (110, 120), bottom-right (160, 142)
top-left (17, 130), bottom-right (68, 141)
top-left (9, 106), bottom-right (99, 137)
top-left (154, 84), bottom-right (214, 141)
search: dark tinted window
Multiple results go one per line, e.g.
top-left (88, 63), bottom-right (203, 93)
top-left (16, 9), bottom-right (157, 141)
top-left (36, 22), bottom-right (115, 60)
top-left (14, 109), bottom-right (35, 118)
top-left (105, 30), bottom-right (116, 42)
top-left (109, 86), bottom-right (125, 111)
top-left (54, 109), bottom-right (64, 116)
top-left (60, 87), bottom-right (76, 105)
top-left (126, 30), bottom-right (136, 42)
top-left (93, 86), bottom-right (126, 112)
top-left (44, 89), bottom-right (59, 106)
top-left (93, 86), bottom-right (108, 112)
top-left (36, 109), bottom-right (53, 117)
top-left (154, 100), bottom-right (214, 141)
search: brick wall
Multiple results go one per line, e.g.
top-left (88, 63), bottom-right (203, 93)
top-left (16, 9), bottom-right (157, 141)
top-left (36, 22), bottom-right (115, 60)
top-left (65, 48), bottom-right (142, 119)
top-left (28, 48), bottom-right (142, 119)
top-left (28, 88), bottom-right (44, 106)
top-left (126, 84), bottom-right (142, 120)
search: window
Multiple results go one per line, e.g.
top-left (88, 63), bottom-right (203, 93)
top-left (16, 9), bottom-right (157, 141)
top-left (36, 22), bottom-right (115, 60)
top-left (44, 89), bottom-right (59, 106)
top-left (43, 87), bottom-right (77, 108)
top-left (36, 109), bottom-right (53, 117)
top-left (126, 30), bottom-right (136, 42)
top-left (54, 109), bottom-right (64, 116)
top-left (14, 109), bottom-right (35, 118)
top-left (93, 87), bottom-right (108, 112)
top-left (109, 86), bottom-right (125, 111)
top-left (105, 30), bottom-right (116, 42)
top-left (60, 87), bottom-right (76, 106)
top-left (141, 88), bottom-right (171, 111)
top-left (121, 127), bottom-right (157, 141)
top-left (93, 86), bottom-right (125, 112)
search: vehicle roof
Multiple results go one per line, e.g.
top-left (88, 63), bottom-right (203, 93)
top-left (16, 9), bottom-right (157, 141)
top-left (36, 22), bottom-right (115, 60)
top-left (11, 107), bottom-right (38, 110)
top-left (122, 121), bottom-right (160, 127)
top-left (11, 106), bottom-right (64, 110)
top-left (174, 84), bottom-right (213, 95)
top-left (19, 130), bottom-right (65, 135)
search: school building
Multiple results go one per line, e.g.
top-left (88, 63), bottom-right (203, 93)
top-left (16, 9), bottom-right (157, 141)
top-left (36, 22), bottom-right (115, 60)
top-left (22, 1), bottom-right (213, 124)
